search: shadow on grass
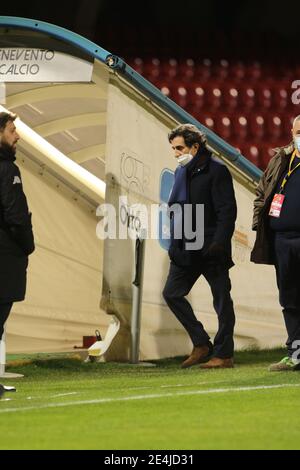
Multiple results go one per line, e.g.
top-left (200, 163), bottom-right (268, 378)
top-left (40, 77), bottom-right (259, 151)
top-left (5, 348), bottom-right (287, 377)
top-left (154, 348), bottom-right (287, 367)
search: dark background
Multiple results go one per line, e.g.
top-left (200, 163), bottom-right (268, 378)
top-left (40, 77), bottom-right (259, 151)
top-left (0, 0), bottom-right (299, 60)
top-left (1, 0), bottom-right (299, 168)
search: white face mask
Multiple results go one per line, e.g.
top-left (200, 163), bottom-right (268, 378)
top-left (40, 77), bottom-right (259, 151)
top-left (294, 136), bottom-right (300, 153)
top-left (176, 153), bottom-right (194, 167)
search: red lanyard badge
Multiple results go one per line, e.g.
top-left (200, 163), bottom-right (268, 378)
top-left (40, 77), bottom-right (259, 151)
top-left (269, 151), bottom-right (300, 218)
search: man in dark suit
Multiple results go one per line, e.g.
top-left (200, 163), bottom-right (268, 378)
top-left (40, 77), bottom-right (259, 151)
top-left (0, 112), bottom-right (35, 356)
top-left (251, 115), bottom-right (300, 371)
top-left (163, 124), bottom-right (237, 369)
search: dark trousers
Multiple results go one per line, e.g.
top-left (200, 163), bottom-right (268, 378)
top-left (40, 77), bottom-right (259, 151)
top-left (163, 262), bottom-right (235, 358)
top-left (0, 303), bottom-right (13, 341)
top-left (274, 232), bottom-right (300, 358)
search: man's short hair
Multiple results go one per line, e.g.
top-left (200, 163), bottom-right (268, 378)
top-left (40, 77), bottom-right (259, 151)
top-left (0, 112), bottom-right (17, 132)
top-left (168, 123), bottom-right (207, 148)
top-left (293, 115), bottom-right (300, 128)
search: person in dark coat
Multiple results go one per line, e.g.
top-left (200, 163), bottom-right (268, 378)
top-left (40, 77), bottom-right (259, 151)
top-left (0, 112), bottom-right (35, 347)
top-left (251, 115), bottom-right (300, 371)
top-left (163, 124), bottom-right (237, 369)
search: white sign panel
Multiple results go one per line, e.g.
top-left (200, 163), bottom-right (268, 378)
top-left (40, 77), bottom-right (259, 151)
top-left (0, 49), bottom-right (93, 82)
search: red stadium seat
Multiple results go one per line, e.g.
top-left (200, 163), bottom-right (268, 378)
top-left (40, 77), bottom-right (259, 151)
top-left (195, 59), bottom-right (212, 81)
top-left (248, 114), bottom-right (266, 140)
top-left (277, 62), bottom-right (294, 81)
top-left (204, 82), bottom-right (223, 110)
top-left (195, 113), bottom-right (215, 132)
top-left (155, 81), bottom-right (172, 98)
top-left (244, 62), bottom-right (262, 81)
top-left (266, 114), bottom-right (283, 140)
top-left (214, 114), bottom-right (232, 140)
top-left (271, 81), bottom-right (289, 110)
top-left (231, 114), bottom-right (249, 140)
top-left (259, 143), bottom-right (276, 169)
top-left (143, 58), bottom-right (161, 81)
top-left (240, 143), bottom-right (260, 166)
top-left (212, 59), bottom-right (230, 80)
top-left (282, 113), bottom-right (294, 141)
top-left (222, 83), bottom-right (239, 109)
top-left (228, 62), bottom-right (245, 80)
top-left (256, 84), bottom-right (272, 109)
top-left (172, 85), bottom-right (189, 108)
top-left (144, 55), bottom-right (297, 154)
top-left (178, 59), bottom-right (195, 81)
top-left (160, 58), bottom-right (178, 79)
top-left (239, 85), bottom-right (256, 110)
top-left (187, 84), bottom-right (206, 111)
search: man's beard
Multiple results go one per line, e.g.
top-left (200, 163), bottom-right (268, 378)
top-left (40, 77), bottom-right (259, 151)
top-left (0, 141), bottom-right (16, 156)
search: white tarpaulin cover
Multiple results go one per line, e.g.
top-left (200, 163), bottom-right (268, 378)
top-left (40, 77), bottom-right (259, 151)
top-left (6, 154), bottom-right (109, 353)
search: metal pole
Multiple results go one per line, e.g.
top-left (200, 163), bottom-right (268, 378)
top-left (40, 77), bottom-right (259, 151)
top-left (131, 235), bottom-right (146, 364)
top-left (0, 330), bottom-right (5, 377)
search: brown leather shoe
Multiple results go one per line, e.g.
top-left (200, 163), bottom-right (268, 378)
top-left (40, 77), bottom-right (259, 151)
top-left (199, 357), bottom-right (234, 369)
top-left (181, 345), bottom-right (211, 369)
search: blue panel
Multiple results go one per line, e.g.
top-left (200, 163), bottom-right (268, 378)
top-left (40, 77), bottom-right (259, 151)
top-left (160, 169), bottom-right (175, 203)
top-left (159, 169), bottom-right (175, 251)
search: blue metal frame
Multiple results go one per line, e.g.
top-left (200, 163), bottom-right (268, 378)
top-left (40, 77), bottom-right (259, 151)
top-left (0, 16), bottom-right (111, 62)
top-left (0, 16), bottom-right (263, 183)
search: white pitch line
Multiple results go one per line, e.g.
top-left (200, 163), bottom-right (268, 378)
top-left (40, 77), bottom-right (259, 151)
top-left (51, 392), bottom-right (78, 398)
top-left (0, 383), bottom-right (299, 414)
top-left (25, 392), bottom-right (79, 401)
top-left (160, 380), bottom-right (225, 389)
top-left (122, 380), bottom-right (225, 392)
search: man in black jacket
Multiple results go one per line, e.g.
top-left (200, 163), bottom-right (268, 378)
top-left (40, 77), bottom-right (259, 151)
top-left (251, 115), bottom-right (300, 371)
top-left (163, 124), bottom-right (237, 369)
top-left (0, 112), bottom-right (35, 355)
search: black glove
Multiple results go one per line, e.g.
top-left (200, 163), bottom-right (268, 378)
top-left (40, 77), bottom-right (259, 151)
top-left (204, 242), bottom-right (228, 275)
top-left (205, 242), bottom-right (226, 261)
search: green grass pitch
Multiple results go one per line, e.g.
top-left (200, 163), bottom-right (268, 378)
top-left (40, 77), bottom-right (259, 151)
top-left (0, 349), bottom-right (299, 450)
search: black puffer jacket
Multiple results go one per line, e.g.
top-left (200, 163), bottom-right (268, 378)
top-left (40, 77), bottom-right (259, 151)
top-left (0, 147), bottom-right (35, 302)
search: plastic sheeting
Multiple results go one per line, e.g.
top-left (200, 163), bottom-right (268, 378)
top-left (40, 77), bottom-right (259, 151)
top-left (6, 154), bottom-right (109, 353)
